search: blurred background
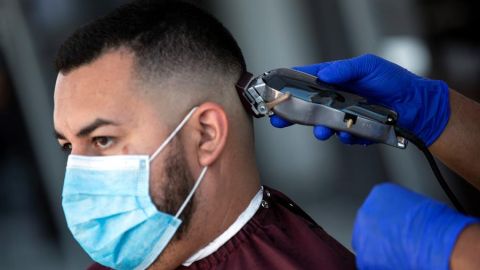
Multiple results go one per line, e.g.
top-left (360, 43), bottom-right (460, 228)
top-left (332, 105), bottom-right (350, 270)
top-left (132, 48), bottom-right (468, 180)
top-left (0, 0), bottom-right (479, 269)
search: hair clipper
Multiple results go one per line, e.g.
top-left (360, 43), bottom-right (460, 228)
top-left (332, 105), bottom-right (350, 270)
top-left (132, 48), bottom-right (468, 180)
top-left (236, 68), bottom-right (407, 149)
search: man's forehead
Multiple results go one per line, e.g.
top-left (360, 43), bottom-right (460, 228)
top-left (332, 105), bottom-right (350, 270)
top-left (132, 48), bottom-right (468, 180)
top-left (55, 50), bottom-right (136, 97)
top-left (53, 50), bottom-right (147, 132)
top-left (53, 49), bottom-right (203, 134)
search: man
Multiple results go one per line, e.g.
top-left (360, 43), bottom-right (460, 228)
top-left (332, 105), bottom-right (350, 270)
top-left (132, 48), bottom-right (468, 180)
top-left (53, 1), bottom-right (355, 269)
top-left (273, 55), bottom-right (480, 269)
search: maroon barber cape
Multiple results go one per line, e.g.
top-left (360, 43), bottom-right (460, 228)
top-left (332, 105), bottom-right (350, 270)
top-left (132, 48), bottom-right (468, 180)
top-left (88, 186), bottom-right (355, 270)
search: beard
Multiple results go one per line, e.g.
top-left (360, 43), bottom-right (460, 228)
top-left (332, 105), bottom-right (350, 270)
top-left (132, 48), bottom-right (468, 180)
top-left (149, 137), bottom-right (195, 240)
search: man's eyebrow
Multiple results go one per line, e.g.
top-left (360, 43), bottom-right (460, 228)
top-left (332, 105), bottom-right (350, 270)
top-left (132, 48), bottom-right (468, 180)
top-left (76, 118), bottom-right (118, 137)
top-left (54, 118), bottom-right (118, 140)
top-left (54, 130), bottom-right (66, 140)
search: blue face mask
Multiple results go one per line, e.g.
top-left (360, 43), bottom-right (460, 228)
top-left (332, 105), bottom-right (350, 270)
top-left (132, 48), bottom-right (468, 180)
top-left (62, 107), bottom-right (208, 270)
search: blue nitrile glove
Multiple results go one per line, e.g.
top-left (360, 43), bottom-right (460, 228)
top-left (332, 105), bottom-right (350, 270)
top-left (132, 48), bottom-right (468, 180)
top-left (353, 183), bottom-right (480, 270)
top-left (270, 54), bottom-right (450, 146)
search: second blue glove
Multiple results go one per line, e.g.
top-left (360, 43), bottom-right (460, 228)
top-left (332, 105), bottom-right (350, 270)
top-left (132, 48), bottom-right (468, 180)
top-left (353, 183), bottom-right (479, 270)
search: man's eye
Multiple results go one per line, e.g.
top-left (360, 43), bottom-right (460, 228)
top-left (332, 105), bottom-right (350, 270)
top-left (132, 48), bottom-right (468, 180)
top-left (93, 137), bottom-right (114, 149)
top-left (61, 143), bottom-right (72, 152)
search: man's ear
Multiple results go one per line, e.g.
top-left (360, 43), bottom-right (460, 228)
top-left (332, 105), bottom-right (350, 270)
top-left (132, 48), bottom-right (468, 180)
top-left (194, 102), bottom-right (229, 166)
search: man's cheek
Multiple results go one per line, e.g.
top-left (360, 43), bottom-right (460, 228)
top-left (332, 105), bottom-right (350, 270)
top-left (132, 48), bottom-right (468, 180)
top-left (149, 164), bottom-right (168, 210)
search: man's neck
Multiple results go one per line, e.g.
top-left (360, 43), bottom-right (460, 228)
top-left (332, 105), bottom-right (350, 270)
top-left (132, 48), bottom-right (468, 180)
top-left (149, 160), bottom-right (261, 270)
top-left (183, 187), bottom-right (263, 266)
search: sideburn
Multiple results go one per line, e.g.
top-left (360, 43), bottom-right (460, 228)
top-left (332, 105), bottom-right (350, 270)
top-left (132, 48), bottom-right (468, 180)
top-left (150, 137), bottom-right (195, 240)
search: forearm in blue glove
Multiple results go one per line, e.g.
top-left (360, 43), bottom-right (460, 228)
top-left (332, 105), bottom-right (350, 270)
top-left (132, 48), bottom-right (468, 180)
top-left (271, 54), bottom-right (450, 146)
top-left (353, 183), bottom-right (480, 270)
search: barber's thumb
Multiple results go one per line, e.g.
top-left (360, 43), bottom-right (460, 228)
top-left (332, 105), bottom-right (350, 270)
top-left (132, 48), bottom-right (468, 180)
top-left (317, 55), bottom-right (372, 84)
top-left (293, 62), bottom-right (332, 77)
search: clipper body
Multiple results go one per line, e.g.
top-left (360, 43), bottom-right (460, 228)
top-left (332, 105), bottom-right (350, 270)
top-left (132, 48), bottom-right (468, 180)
top-left (237, 68), bottom-right (406, 148)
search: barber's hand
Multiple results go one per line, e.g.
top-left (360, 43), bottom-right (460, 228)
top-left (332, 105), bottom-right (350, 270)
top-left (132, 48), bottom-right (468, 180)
top-left (270, 54), bottom-right (450, 146)
top-left (353, 183), bottom-right (480, 270)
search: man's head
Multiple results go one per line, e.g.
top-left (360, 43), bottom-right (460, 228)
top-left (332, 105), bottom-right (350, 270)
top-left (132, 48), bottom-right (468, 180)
top-left (54, 0), bottom-right (260, 268)
top-left (55, 0), bottom-right (247, 115)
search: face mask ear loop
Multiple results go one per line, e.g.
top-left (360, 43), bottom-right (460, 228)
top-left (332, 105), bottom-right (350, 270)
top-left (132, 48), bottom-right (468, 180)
top-left (149, 107), bottom-right (198, 162)
top-left (174, 166), bottom-right (208, 219)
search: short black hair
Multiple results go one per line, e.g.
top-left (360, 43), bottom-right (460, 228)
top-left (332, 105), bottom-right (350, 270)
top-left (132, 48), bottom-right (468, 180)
top-left (55, 0), bottom-right (246, 78)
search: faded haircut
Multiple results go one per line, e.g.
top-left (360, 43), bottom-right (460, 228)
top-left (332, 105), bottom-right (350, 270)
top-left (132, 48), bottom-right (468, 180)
top-left (55, 0), bottom-right (246, 82)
